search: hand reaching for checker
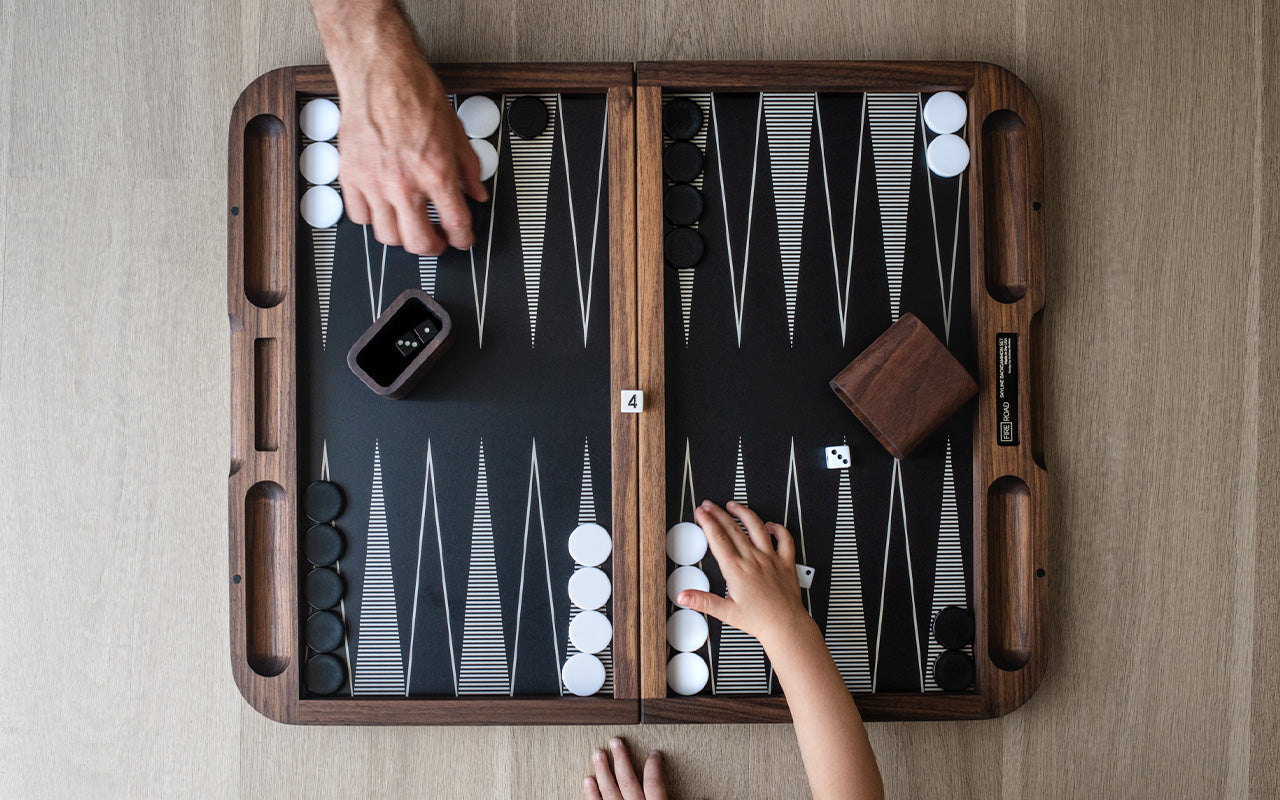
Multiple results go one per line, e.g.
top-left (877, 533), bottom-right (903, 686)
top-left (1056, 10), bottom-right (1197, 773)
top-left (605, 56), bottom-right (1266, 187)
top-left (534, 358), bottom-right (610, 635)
top-left (678, 500), bottom-right (811, 650)
top-left (584, 738), bottom-right (668, 800)
top-left (311, 0), bottom-right (487, 255)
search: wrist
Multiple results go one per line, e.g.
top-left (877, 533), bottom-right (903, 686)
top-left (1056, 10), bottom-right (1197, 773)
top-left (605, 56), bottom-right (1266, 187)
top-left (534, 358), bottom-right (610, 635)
top-left (758, 611), bottom-right (823, 668)
top-left (312, 1), bottom-right (422, 89)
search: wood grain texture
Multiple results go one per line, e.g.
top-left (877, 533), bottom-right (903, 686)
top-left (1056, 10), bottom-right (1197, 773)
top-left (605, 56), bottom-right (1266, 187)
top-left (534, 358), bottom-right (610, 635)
top-left (1, 0), bottom-right (1276, 797)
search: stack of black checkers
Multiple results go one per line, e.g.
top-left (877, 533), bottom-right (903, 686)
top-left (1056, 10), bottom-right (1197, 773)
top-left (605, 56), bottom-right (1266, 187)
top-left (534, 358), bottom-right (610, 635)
top-left (930, 606), bottom-right (976, 691)
top-left (662, 97), bottom-right (706, 269)
top-left (301, 480), bottom-right (349, 696)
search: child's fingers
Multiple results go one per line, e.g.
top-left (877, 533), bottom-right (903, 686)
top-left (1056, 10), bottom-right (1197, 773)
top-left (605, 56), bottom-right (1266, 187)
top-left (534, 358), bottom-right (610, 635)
top-left (592, 749), bottom-right (622, 800)
top-left (726, 500), bottom-right (772, 552)
top-left (694, 503), bottom-right (748, 561)
top-left (679, 589), bottom-right (734, 625)
top-left (584, 776), bottom-right (604, 800)
top-left (607, 738), bottom-right (642, 796)
top-left (768, 521), bottom-right (797, 564)
top-left (642, 751), bottom-right (669, 800)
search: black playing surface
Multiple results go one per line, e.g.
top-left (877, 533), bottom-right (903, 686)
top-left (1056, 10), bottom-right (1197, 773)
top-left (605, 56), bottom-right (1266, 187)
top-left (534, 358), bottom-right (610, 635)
top-left (296, 93), bottom-right (613, 698)
top-left (661, 91), bottom-right (976, 695)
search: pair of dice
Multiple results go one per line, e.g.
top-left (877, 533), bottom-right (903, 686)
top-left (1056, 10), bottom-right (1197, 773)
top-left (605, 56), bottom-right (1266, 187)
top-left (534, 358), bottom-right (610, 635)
top-left (393, 319), bottom-right (440, 358)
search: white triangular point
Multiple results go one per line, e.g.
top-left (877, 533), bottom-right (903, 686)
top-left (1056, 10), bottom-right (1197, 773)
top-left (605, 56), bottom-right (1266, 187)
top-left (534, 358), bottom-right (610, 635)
top-left (417, 207), bottom-right (441, 294)
top-left (668, 93), bottom-right (712, 347)
top-left (312, 227), bottom-right (336, 350)
top-left (406, 441), bottom-right (457, 695)
top-left (918, 97), bottom-right (965, 343)
top-left (560, 99), bottom-right (609, 347)
top-left (458, 439), bottom-right (509, 694)
top-left (716, 438), bottom-right (768, 693)
top-left (509, 94), bottom-right (558, 348)
top-left (712, 94), bottom-right (764, 347)
top-left (867, 93), bottom-right (918, 322)
top-left (564, 438), bottom-right (612, 693)
top-left (353, 440), bottom-right (406, 695)
top-left (815, 94), bottom-right (867, 346)
top-left (513, 441), bottom-right (560, 695)
top-left (926, 438), bottom-right (967, 689)
top-left (762, 94), bottom-right (815, 347)
top-left (824, 440), bottom-right (871, 692)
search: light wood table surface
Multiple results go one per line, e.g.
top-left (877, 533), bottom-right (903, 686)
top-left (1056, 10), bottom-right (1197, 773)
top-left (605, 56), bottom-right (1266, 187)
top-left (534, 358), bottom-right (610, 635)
top-left (1, 0), bottom-right (1275, 797)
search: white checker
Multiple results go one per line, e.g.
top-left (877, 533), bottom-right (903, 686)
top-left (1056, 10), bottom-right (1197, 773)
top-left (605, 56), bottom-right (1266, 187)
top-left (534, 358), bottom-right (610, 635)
top-left (666, 608), bottom-right (709, 652)
top-left (621, 390), bottom-right (644, 413)
top-left (568, 523), bottom-right (612, 567)
top-left (667, 652), bottom-right (710, 696)
top-left (666, 522), bottom-right (707, 566)
top-left (299, 141), bottom-right (340, 185)
top-left (457, 95), bottom-right (501, 139)
top-left (796, 564), bottom-right (816, 590)
top-left (568, 567), bottom-right (611, 610)
top-left (923, 91), bottom-right (968, 135)
top-left (568, 609), bottom-right (613, 654)
top-left (666, 565), bottom-right (709, 607)
top-left (300, 98), bottom-right (340, 142)
top-left (300, 185), bottom-right (343, 229)
top-left (470, 138), bottom-right (498, 182)
top-left (562, 652), bottom-right (606, 697)
top-left (926, 133), bottom-right (971, 178)
top-left (824, 445), bottom-right (851, 470)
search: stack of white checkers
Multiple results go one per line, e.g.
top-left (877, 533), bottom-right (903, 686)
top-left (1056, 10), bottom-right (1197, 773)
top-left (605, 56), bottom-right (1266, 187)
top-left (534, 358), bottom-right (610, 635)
top-left (666, 522), bottom-right (710, 695)
top-left (455, 95), bottom-right (500, 181)
top-left (561, 523), bottom-right (613, 697)
top-left (923, 91), bottom-right (971, 178)
top-left (299, 98), bottom-right (345, 229)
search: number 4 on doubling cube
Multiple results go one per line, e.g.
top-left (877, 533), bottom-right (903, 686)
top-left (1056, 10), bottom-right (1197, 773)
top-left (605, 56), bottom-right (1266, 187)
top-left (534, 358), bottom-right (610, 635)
top-left (621, 390), bottom-right (644, 413)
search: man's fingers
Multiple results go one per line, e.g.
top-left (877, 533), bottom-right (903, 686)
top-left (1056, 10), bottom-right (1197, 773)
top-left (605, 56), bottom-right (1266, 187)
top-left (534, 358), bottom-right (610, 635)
top-left (369, 202), bottom-right (401, 247)
top-left (344, 185), bottom-right (371, 226)
top-left (679, 589), bottom-right (734, 625)
top-left (395, 196), bottom-right (446, 256)
top-left (643, 751), bottom-right (669, 800)
top-left (592, 749), bottom-right (623, 800)
top-left (607, 738), bottom-right (642, 797)
top-left (727, 500), bottom-right (772, 552)
top-left (429, 182), bottom-right (476, 250)
top-left (457, 137), bottom-right (489, 202)
top-left (768, 521), bottom-right (797, 564)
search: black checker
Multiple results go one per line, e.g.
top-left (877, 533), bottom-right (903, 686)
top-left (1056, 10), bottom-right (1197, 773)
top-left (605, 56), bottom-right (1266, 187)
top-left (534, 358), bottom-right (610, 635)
top-left (665, 226), bottom-right (705, 269)
top-left (663, 141), bottom-right (704, 183)
top-left (932, 649), bottom-right (975, 692)
top-left (664, 184), bottom-right (704, 226)
top-left (932, 606), bottom-right (975, 649)
top-left (507, 96), bottom-right (549, 139)
top-left (306, 610), bottom-right (346, 653)
top-left (304, 653), bottom-right (346, 695)
top-left (662, 98), bottom-right (703, 140)
top-left (303, 523), bottom-right (345, 566)
top-left (304, 567), bottom-right (346, 610)
top-left (302, 480), bottom-right (344, 523)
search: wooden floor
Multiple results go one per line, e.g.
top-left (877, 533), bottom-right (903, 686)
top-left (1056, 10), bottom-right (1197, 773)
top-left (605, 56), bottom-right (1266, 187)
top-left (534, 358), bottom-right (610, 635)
top-left (1, 0), bottom-right (1276, 797)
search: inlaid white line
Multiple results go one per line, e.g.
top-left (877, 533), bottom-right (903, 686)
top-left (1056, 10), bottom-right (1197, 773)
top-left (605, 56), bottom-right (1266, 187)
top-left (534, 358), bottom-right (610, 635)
top-left (712, 94), bottom-right (764, 347)
top-left (871, 459), bottom-right (900, 693)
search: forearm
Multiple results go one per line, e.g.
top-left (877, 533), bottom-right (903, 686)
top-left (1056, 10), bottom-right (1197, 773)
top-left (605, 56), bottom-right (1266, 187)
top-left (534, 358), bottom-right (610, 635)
top-left (765, 619), bottom-right (884, 800)
top-left (309, 0), bottom-right (422, 90)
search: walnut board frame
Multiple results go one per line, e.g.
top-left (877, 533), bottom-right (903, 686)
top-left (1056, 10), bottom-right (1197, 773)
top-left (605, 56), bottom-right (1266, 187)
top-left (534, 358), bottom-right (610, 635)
top-left (228, 61), bottom-right (1046, 725)
top-left (635, 62), bottom-right (1047, 723)
top-left (227, 63), bottom-right (639, 725)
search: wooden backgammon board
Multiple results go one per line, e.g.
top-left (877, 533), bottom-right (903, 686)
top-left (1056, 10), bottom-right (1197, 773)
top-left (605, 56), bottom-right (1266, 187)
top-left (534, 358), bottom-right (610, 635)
top-left (227, 61), bottom-right (1047, 725)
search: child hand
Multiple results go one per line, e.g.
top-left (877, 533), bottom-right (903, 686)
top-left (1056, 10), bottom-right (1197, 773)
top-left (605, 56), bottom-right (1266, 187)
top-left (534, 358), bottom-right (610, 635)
top-left (679, 500), bottom-right (813, 650)
top-left (584, 738), bottom-right (667, 800)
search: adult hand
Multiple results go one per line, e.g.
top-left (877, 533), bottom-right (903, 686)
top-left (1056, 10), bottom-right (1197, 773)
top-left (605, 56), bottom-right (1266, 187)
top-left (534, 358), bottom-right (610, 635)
top-left (311, 0), bottom-right (487, 254)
